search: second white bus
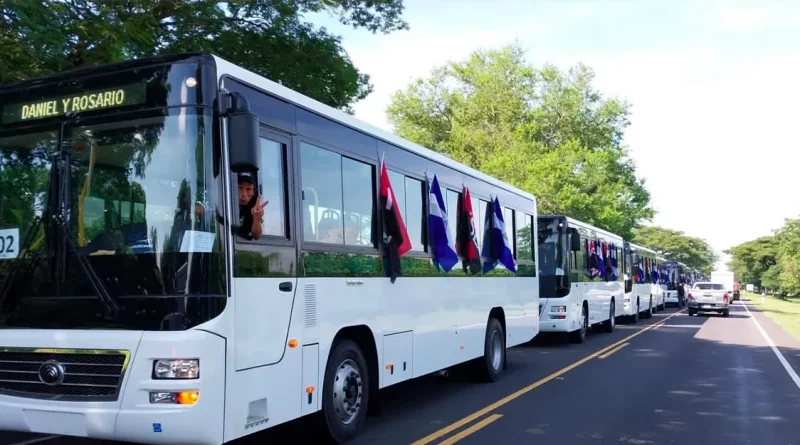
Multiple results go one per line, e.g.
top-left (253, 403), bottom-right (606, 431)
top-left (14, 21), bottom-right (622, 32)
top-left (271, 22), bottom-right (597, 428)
top-left (537, 215), bottom-right (625, 343)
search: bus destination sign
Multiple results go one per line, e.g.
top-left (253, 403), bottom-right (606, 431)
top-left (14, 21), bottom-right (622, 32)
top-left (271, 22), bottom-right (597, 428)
top-left (1, 83), bottom-right (147, 125)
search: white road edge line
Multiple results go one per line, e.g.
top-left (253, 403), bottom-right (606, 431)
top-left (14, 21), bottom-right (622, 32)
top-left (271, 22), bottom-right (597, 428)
top-left (740, 301), bottom-right (800, 390)
top-left (9, 435), bottom-right (60, 445)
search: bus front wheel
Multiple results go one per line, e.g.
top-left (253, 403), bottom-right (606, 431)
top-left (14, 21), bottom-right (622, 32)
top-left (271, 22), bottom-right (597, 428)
top-left (322, 339), bottom-right (370, 443)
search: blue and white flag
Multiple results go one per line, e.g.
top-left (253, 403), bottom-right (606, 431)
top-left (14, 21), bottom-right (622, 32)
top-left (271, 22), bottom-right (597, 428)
top-left (427, 174), bottom-right (459, 273)
top-left (609, 243), bottom-right (619, 281)
top-left (481, 197), bottom-right (517, 274)
top-left (596, 240), bottom-right (606, 280)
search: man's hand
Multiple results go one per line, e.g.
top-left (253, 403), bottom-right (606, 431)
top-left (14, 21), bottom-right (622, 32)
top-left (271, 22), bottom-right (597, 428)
top-left (252, 194), bottom-right (269, 219)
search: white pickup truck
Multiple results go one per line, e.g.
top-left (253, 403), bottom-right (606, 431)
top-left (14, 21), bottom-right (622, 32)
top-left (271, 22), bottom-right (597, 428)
top-left (687, 282), bottom-right (730, 317)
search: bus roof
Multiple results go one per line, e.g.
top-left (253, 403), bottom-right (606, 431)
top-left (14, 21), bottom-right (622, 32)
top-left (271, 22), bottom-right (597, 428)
top-left (626, 242), bottom-right (657, 255)
top-left (1, 52), bottom-right (535, 204)
top-left (538, 214), bottom-right (623, 241)
top-left (0, 53), bottom-right (209, 93)
top-left (211, 54), bottom-right (536, 203)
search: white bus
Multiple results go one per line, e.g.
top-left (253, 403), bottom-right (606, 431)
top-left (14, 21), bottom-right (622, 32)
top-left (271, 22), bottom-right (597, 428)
top-left (622, 243), bottom-right (664, 322)
top-left (537, 216), bottom-right (624, 343)
top-left (0, 54), bottom-right (540, 444)
top-left (664, 261), bottom-right (687, 306)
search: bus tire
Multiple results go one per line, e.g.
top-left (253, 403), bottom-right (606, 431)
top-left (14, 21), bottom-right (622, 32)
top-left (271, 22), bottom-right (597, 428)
top-left (570, 304), bottom-right (588, 344)
top-left (644, 297), bottom-right (653, 319)
top-left (321, 340), bottom-right (370, 443)
top-left (603, 300), bottom-right (615, 333)
top-left (478, 317), bottom-right (505, 382)
top-left (631, 300), bottom-right (639, 324)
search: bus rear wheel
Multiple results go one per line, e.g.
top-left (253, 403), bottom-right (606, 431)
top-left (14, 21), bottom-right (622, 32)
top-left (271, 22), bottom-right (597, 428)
top-left (321, 340), bottom-right (370, 443)
top-left (477, 317), bottom-right (505, 382)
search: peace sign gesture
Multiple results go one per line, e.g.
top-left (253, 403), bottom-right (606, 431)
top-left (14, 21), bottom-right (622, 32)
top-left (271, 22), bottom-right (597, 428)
top-left (252, 194), bottom-right (268, 218)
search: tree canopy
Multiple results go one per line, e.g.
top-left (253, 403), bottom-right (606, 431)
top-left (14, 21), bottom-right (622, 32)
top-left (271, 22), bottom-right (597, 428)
top-left (724, 236), bottom-right (778, 287)
top-left (386, 44), bottom-right (652, 239)
top-left (632, 226), bottom-right (717, 274)
top-left (0, 0), bottom-right (408, 110)
top-left (727, 218), bottom-right (800, 295)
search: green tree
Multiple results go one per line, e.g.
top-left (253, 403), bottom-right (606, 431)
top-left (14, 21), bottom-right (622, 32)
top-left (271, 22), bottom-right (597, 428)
top-left (386, 44), bottom-right (652, 238)
top-left (724, 236), bottom-right (778, 287)
top-left (775, 218), bottom-right (800, 295)
top-left (760, 264), bottom-right (782, 293)
top-left (0, 0), bottom-right (408, 110)
top-left (632, 226), bottom-right (717, 274)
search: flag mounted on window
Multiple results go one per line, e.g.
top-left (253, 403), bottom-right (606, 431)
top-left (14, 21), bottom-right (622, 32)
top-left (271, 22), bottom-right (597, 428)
top-left (480, 197), bottom-right (516, 274)
top-left (636, 260), bottom-right (645, 284)
top-left (587, 240), bottom-right (600, 279)
top-left (456, 185), bottom-right (481, 275)
top-left (379, 158), bottom-right (411, 283)
top-left (596, 240), bottom-right (606, 280)
top-left (609, 243), bottom-right (619, 281)
top-left (427, 174), bottom-right (459, 273)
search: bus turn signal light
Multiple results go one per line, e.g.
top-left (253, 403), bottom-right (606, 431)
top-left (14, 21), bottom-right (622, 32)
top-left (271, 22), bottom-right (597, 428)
top-left (177, 391), bottom-right (199, 405)
top-left (149, 391), bottom-right (199, 405)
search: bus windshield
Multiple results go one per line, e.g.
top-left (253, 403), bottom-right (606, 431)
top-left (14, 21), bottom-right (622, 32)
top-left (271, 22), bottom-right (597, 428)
top-left (537, 216), bottom-right (569, 297)
top-left (0, 109), bottom-right (226, 331)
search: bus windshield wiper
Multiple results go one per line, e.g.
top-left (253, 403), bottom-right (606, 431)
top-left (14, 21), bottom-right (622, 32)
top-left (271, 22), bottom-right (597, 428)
top-left (53, 148), bottom-right (121, 319)
top-left (54, 218), bottom-right (121, 319)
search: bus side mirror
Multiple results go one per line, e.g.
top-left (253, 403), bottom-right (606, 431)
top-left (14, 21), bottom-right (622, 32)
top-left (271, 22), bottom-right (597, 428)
top-left (569, 228), bottom-right (581, 251)
top-left (226, 92), bottom-right (261, 173)
top-left (631, 253), bottom-right (640, 265)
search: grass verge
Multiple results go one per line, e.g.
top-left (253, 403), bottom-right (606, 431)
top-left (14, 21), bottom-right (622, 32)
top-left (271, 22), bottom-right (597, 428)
top-left (742, 292), bottom-right (800, 342)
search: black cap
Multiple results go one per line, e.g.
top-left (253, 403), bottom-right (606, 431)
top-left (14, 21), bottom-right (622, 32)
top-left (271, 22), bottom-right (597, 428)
top-left (238, 172), bottom-right (255, 184)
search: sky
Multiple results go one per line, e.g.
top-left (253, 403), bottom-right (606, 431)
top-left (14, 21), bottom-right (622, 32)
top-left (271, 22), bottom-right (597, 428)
top-left (307, 0), bottom-right (800, 270)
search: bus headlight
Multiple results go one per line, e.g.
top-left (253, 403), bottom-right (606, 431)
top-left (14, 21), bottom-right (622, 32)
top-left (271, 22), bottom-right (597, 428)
top-left (153, 359), bottom-right (200, 379)
top-left (551, 305), bottom-right (566, 312)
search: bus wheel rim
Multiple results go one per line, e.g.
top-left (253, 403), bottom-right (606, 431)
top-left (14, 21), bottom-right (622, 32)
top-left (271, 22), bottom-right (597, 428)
top-left (333, 359), bottom-right (363, 425)
top-left (490, 329), bottom-right (503, 370)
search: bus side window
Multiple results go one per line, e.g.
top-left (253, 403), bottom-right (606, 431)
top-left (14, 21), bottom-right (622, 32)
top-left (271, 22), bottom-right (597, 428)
top-left (300, 141), bottom-right (375, 247)
top-left (257, 137), bottom-right (288, 238)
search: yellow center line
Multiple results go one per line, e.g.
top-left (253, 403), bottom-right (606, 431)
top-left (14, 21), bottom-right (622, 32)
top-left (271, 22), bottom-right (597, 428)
top-left (598, 342), bottom-right (629, 359)
top-left (438, 414), bottom-right (503, 445)
top-left (410, 309), bottom-right (684, 445)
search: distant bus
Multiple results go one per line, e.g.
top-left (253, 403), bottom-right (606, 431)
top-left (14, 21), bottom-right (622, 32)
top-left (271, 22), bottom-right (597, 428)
top-left (664, 261), bottom-right (688, 305)
top-left (0, 53), bottom-right (540, 444)
top-left (623, 242), bottom-right (665, 321)
top-left (537, 215), bottom-right (624, 343)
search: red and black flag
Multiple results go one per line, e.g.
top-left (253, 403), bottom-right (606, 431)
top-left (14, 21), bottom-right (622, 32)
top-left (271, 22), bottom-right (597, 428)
top-left (456, 185), bottom-right (481, 275)
top-left (379, 159), bottom-right (411, 283)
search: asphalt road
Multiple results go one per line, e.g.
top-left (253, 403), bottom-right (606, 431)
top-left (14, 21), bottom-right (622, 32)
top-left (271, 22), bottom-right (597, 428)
top-left (3, 300), bottom-right (799, 445)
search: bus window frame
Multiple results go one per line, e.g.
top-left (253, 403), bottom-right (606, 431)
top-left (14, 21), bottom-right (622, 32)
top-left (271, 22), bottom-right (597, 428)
top-left (296, 135), bottom-right (380, 256)
top-left (232, 126), bottom-right (295, 249)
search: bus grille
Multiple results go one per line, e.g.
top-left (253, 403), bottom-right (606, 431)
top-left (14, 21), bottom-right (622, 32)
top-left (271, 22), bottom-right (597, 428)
top-left (0, 349), bottom-right (129, 401)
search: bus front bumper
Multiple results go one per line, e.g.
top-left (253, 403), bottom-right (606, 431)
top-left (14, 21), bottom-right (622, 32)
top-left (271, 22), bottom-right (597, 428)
top-left (0, 329), bottom-right (225, 445)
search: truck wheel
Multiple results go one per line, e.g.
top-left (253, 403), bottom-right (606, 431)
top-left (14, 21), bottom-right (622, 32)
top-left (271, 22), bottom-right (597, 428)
top-left (723, 309), bottom-right (730, 317)
top-left (321, 340), bottom-right (370, 443)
